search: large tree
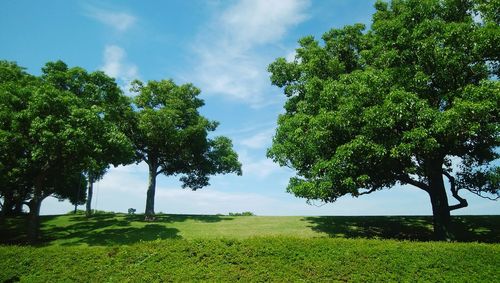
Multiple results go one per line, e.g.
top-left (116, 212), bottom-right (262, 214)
top-left (129, 79), bottom-right (242, 218)
top-left (0, 61), bottom-right (36, 218)
top-left (267, 0), bottom-right (499, 240)
top-left (40, 61), bottom-right (135, 216)
top-left (0, 61), bottom-right (133, 241)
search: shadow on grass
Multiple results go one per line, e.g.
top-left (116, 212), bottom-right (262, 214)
top-left (58, 224), bottom-right (181, 246)
top-left (304, 215), bottom-right (500, 243)
top-left (0, 216), bottom-right (27, 245)
top-left (43, 214), bottom-right (184, 246)
top-left (123, 213), bottom-right (235, 223)
top-left (0, 213), bottom-right (234, 246)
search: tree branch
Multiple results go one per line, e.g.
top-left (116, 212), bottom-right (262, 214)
top-left (358, 187), bottom-right (378, 196)
top-left (467, 190), bottom-right (500, 201)
top-left (399, 175), bottom-right (430, 192)
top-left (443, 170), bottom-right (468, 211)
top-left (156, 168), bottom-right (166, 176)
top-left (41, 191), bottom-right (52, 200)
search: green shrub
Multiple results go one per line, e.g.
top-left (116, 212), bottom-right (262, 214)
top-left (228, 211), bottom-right (254, 216)
top-left (0, 237), bottom-right (498, 282)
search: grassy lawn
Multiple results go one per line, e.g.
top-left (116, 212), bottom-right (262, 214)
top-left (1, 213), bottom-right (499, 246)
top-left (1, 214), bottom-right (499, 281)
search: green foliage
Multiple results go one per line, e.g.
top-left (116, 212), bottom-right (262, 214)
top-left (129, 79), bottom-right (241, 215)
top-left (267, 0), bottom-right (499, 236)
top-left (0, 235), bottom-right (499, 282)
top-left (0, 60), bottom-right (135, 240)
top-left (228, 212), bottom-right (255, 216)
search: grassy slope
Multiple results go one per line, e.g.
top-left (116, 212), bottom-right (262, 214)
top-left (1, 214), bottom-right (499, 282)
top-left (1, 237), bottom-right (499, 282)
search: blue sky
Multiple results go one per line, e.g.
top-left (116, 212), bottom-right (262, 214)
top-left (1, 0), bottom-right (498, 216)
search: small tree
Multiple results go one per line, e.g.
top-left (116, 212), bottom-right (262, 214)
top-left (129, 79), bottom-right (242, 218)
top-left (267, 0), bottom-right (499, 240)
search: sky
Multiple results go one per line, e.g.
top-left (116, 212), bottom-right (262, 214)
top-left (1, 0), bottom-right (498, 216)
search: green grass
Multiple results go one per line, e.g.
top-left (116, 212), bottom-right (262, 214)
top-left (1, 214), bottom-right (499, 246)
top-left (1, 214), bottom-right (499, 281)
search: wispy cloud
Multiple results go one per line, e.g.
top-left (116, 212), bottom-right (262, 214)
top-left (238, 150), bottom-right (282, 178)
top-left (240, 128), bottom-right (274, 149)
top-left (221, 0), bottom-right (309, 47)
top-left (85, 6), bottom-right (136, 32)
top-left (192, 0), bottom-right (310, 107)
top-left (100, 45), bottom-right (139, 90)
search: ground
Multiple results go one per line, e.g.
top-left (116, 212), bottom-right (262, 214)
top-left (1, 214), bottom-right (499, 282)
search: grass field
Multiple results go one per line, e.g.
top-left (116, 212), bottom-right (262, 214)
top-left (1, 214), bottom-right (499, 281)
top-left (1, 213), bottom-right (499, 245)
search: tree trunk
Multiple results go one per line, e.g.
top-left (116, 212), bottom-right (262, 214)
top-left (427, 168), bottom-right (452, 241)
top-left (86, 174), bottom-right (94, 217)
top-left (145, 161), bottom-right (158, 219)
top-left (2, 190), bottom-right (14, 216)
top-left (13, 199), bottom-right (24, 215)
top-left (0, 199), bottom-right (5, 225)
top-left (27, 189), bottom-right (43, 243)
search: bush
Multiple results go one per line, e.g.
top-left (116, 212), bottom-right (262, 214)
top-left (1, 238), bottom-right (499, 282)
top-left (228, 212), bottom-right (254, 216)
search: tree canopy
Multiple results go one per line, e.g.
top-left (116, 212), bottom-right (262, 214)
top-left (267, 0), bottom-right (499, 239)
top-left (0, 60), bottom-right (134, 240)
top-left (129, 79), bottom-right (242, 217)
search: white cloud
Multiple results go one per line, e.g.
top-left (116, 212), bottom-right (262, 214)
top-left (221, 0), bottom-right (309, 47)
top-left (193, 0), bottom-right (310, 107)
top-left (100, 45), bottom-right (139, 91)
top-left (85, 7), bottom-right (136, 32)
top-left (155, 189), bottom-right (274, 214)
top-left (244, 158), bottom-right (282, 178)
top-left (237, 150), bottom-right (282, 178)
top-left (240, 129), bottom-right (274, 149)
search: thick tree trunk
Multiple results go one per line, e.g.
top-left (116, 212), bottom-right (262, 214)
top-left (86, 174), bottom-right (94, 217)
top-left (2, 190), bottom-right (14, 216)
top-left (145, 161), bottom-right (158, 219)
top-left (13, 199), bottom-right (24, 215)
top-left (427, 167), bottom-right (452, 241)
top-left (27, 189), bottom-right (43, 243)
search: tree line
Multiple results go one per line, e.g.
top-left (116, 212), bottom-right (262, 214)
top-left (0, 61), bottom-right (241, 241)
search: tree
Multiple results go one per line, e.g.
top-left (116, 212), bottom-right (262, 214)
top-left (40, 61), bottom-right (135, 216)
top-left (129, 79), bottom-right (242, 218)
top-left (267, 0), bottom-right (499, 240)
top-left (0, 60), bottom-right (134, 241)
top-left (0, 61), bottom-right (34, 218)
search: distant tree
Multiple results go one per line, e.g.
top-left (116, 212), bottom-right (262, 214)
top-left (0, 60), bottom-right (134, 241)
top-left (129, 79), bottom-right (242, 218)
top-left (267, 0), bottom-right (499, 240)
